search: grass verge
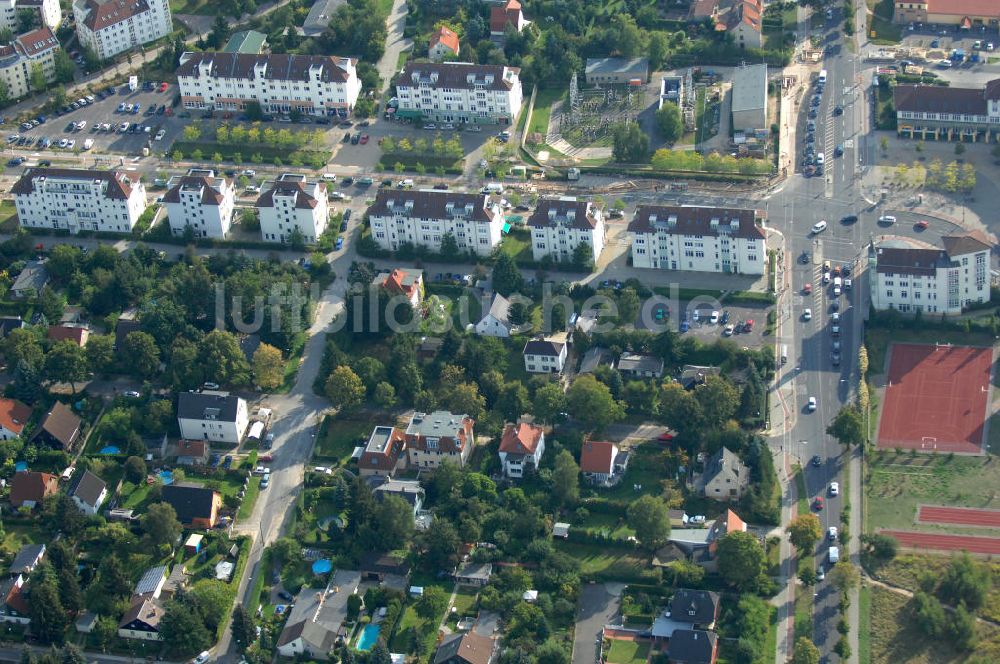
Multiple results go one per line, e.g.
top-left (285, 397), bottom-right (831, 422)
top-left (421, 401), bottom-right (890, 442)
top-left (237, 476), bottom-right (261, 521)
top-left (858, 584), bottom-right (871, 664)
top-left (526, 88), bottom-right (565, 138)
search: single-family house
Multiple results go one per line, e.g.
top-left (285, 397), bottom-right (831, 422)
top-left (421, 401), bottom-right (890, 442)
top-left (9, 471), bottom-right (58, 508)
top-left (276, 570), bottom-right (362, 659)
top-left (8, 543), bottom-right (45, 576)
top-left (428, 26), bottom-right (460, 61)
top-left (47, 324), bottom-right (89, 346)
top-left (498, 422), bottom-right (545, 479)
top-left (118, 597), bottom-right (164, 641)
top-left (134, 565), bottom-right (167, 599)
top-left (359, 552), bottom-right (411, 585)
top-left (454, 562), bottom-right (492, 587)
top-left (277, 620), bottom-right (339, 659)
top-left (579, 441), bottom-right (629, 486)
top-left (359, 426), bottom-right (408, 478)
top-left (0, 575), bottom-right (30, 624)
top-left (670, 590), bottom-right (720, 630)
top-left (68, 470), bottom-right (108, 515)
top-left (114, 308), bottom-right (142, 349)
top-left (696, 447), bottom-right (749, 502)
top-left (161, 483), bottom-right (222, 528)
top-left (176, 439), bottom-right (210, 466)
top-left (490, 0), bottom-right (526, 37)
top-left (32, 401), bottom-right (82, 450)
top-left (523, 337), bottom-right (567, 374)
top-left (373, 268), bottom-right (424, 308)
top-left (177, 391), bottom-right (249, 444)
top-left (10, 260), bottom-right (48, 298)
top-left (405, 410), bottom-right (475, 469)
top-left (0, 316), bottom-right (25, 338)
top-left (373, 478), bottom-right (425, 516)
top-left (475, 293), bottom-right (512, 337)
top-left (616, 353), bottom-right (664, 379)
top-left (679, 365), bottom-right (721, 390)
top-left (435, 632), bottom-right (497, 664)
top-left (0, 398), bottom-right (32, 441)
top-left (668, 629), bottom-right (718, 664)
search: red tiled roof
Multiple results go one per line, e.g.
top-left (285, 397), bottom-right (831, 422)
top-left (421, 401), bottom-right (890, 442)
top-left (9, 471), bottom-right (58, 506)
top-left (47, 325), bottom-right (88, 345)
top-left (81, 0), bottom-right (150, 32)
top-left (0, 398), bottom-right (31, 435)
top-left (5, 580), bottom-right (29, 615)
top-left (359, 427), bottom-right (406, 471)
top-left (177, 440), bottom-right (208, 457)
top-left (499, 423), bottom-right (543, 455)
top-left (15, 27), bottom-right (58, 58)
top-left (430, 26), bottom-right (460, 54)
top-left (579, 441), bottom-right (616, 474)
top-left (927, 0), bottom-right (1000, 18)
top-left (490, 0), bottom-right (523, 34)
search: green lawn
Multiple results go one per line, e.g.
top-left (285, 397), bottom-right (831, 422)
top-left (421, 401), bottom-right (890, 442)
top-left (119, 480), bottom-right (156, 511)
top-left (314, 416), bottom-right (373, 463)
top-left (554, 541), bottom-right (653, 580)
top-left (237, 476), bottom-right (261, 521)
top-left (606, 640), bottom-right (649, 664)
top-left (527, 88), bottom-right (565, 138)
top-left (500, 227), bottom-right (531, 263)
top-left (859, 584), bottom-right (872, 664)
top-left (451, 587), bottom-right (478, 617)
top-left (601, 446), bottom-right (671, 501)
top-left (867, 0), bottom-right (902, 44)
top-left (793, 579), bottom-right (812, 641)
top-left (577, 512), bottom-right (635, 540)
top-left (1, 524), bottom-right (47, 555)
top-left (389, 605), bottom-right (438, 656)
top-left (169, 0), bottom-right (215, 14)
top-left (0, 200), bottom-right (17, 232)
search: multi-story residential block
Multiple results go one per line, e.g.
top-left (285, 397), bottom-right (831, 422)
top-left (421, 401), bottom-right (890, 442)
top-left (177, 52), bottom-right (361, 117)
top-left (256, 173), bottom-right (329, 244)
top-left (628, 205), bottom-right (766, 275)
top-left (358, 425), bottom-right (407, 478)
top-left (176, 391), bottom-right (249, 444)
top-left (527, 197), bottom-right (605, 263)
top-left (894, 79), bottom-right (1000, 143)
top-left (73, 0), bottom-right (171, 61)
top-left (163, 168), bottom-right (236, 239)
top-left (428, 26), bottom-right (459, 61)
top-left (12, 167), bottom-right (147, 235)
top-left (404, 410), bottom-right (475, 469)
top-left (395, 62), bottom-right (522, 125)
top-left (0, 27), bottom-right (60, 100)
top-left (868, 233), bottom-right (992, 315)
top-left (0, 0), bottom-right (62, 32)
top-left (367, 189), bottom-right (504, 256)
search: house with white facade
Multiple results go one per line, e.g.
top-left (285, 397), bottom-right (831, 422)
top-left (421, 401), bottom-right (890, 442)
top-left (118, 597), bottom-right (163, 641)
top-left (894, 78), bottom-right (1000, 143)
top-left (498, 422), bottom-right (545, 479)
top-left (428, 26), bottom-right (459, 61)
top-left (176, 391), bottom-right (249, 444)
top-left (0, 398), bottom-right (31, 440)
top-left (12, 167), bottom-right (147, 235)
top-left (474, 293), bottom-right (512, 337)
top-left (404, 410), bottom-right (475, 469)
top-left (523, 337), bottom-right (567, 374)
top-left (256, 173), bottom-right (328, 244)
top-left (0, 26), bottom-right (60, 100)
top-left (868, 232), bottom-right (992, 315)
top-left (177, 52), bottom-right (361, 117)
top-left (367, 189), bottom-right (504, 257)
top-left (527, 197), bottom-right (605, 263)
top-left (395, 62), bottom-right (523, 126)
top-left (72, 0), bottom-right (171, 61)
top-left (0, 0), bottom-right (62, 32)
top-left (580, 440), bottom-right (629, 486)
top-left (68, 470), bottom-right (108, 515)
top-left (628, 205), bottom-right (765, 275)
top-left (726, 0), bottom-right (762, 49)
top-left (163, 168), bottom-right (236, 239)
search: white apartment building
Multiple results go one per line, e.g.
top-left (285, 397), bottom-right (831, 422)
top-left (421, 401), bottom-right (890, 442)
top-left (177, 52), bottom-right (361, 117)
top-left (395, 62), bottom-right (522, 125)
top-left (0, 27), bottom-right (59, 100)
top-left (12, 167), bottom-right (147, 235)
top-left (0, 0), bottom-right (61, 32)
top-left (256, 173), bottom-right (328, 244)
top-left (367, 189), bottom-right (504, 257)
top-left (869, 233), bottom-right (992, 315)
top-left (72, 0), bottom-right (171, 61)
top-left (176, 391), bottom-right (249, 444)
top-left (527, 197), bottom-right (605, 263)
top-left (628, 205), bottom-right (766, 275)
top-left (163, 168), bottom-right (236, 239)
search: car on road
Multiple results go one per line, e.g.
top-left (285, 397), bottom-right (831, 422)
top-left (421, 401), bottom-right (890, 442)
top-left (831, 323), bottom-right (840, 336)
top-left (192, 652), bottom-right (211, 664)
top-left (335, 237), bottom-right (344, 250)
top-left (800, 251), bottom-right (810, 264)
top-left (828, 526), bottom-right (838, 541)
top-left (915, 220), bottom-right (929, 230)
top-left (811, 455), bottom-right (823, 467)
top-left (803, 308), bottom-right (812, 321)
top-left (829, 481), bottom-right (840, 496)
top-left (834, 144), bottom-right (844, 157)
top-left (833, 105), bottom-right (843, 116)
top-left (817, 566), bottom-right (826, 581)
top-left (803, 283), bottom-right (812, 294)
top-left (878, 215), bottom-right (896, 225)
top-left (123, 390), bottom-right (141, 398)
top-left (832, 351), bottom-right (841, 365)
top-left (841, 214), bottom-right (858, 224)
top-left (679, 320), bottom-right (690, 333)
top-left (722, 324), bottom-right (734, 336)
top-left (816, 152), bottom-right (825, 165)
top-left (360, 134), bottom-right (369, 144)
top-left (807, 396), bottom-right (817, 411)
top-left (813, 496), bottom-right (825, 510)
top-left (811, 220), bottom-right (828, 234)
top-left (158, 82), bottom-right (168, 92)
top-left (6, 157), bottom-right (23, 166)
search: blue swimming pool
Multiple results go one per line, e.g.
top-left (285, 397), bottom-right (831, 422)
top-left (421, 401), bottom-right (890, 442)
top-left (100, 445), bottom-right (121, 455)
top-left (159, 470), bottom-right (174, 485)
top-left (357, 624), bottom-right (381, 651)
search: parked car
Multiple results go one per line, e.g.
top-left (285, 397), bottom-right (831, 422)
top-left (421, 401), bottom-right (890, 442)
top-left (811, 220), bottom-right (828, 234)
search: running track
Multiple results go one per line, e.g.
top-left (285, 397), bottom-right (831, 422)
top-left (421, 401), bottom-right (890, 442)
top-left (918, 505), bottom-right (1000, 528)
top-left (881, 530), bottom-right (1000, 555)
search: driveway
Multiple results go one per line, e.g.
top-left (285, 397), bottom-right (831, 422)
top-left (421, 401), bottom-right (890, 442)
top-left (572, 583), bottom-right (622, 664)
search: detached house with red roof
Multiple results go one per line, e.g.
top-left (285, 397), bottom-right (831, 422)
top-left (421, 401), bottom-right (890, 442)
top-left (373, 268), bottom-right (424, 308)
top-left (726, 0), bottom-right (762, 49)
top-left (429, 26), bottom-right (460, 62)
top-left (9, 471), bottom-right (59, 508)
top-left (405, 410), bottom-right (475, 469)
top-left (498, 422), bottom-right (545, 479)
top-left (0, 574), bottom-right (31, 625)
top-left (358, 425), bottom-right (407, 478)
top-left (12, 167), bottom-right (148, 235)
top-left (579, 440), bottom-right (630, 486)
top-left (48, 324), bottom-right (90, 347)
top-left (256, 173), bottom-right (329, 244)
top-left (0, 398), bottom-right (31, 441)
top-left (490, 0), bottom-right (527, 37)
top-left (72, 0), bottom-right (172, 60)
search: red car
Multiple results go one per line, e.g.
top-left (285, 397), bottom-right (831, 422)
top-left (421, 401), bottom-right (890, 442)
top-left (803, 283), bottom-right (812, 294)
top-left (158, 82), bottom-right (168, 93)
top-left (915, 220), bottom-right (929, 230)
top-left (744, 319), bottom-right (754, 332)
top-left (813, 496), bottom-right (825, 511)
top-left (359, 134), bottom-right (370, 144)
top-left (259, 454), bottom-right (273, 462)
top-left (657, 431), bottom-right (675, 442)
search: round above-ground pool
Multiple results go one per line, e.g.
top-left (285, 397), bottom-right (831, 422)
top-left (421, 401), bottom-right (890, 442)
top-left (159, 470), bottom-right (174, 485)
top-left (357, 624), bottom-right (381, 651)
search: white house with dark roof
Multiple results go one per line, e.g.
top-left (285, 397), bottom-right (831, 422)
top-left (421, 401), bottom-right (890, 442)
top-left (367, 189), bottom-right (504, 256)
top-left (68, 469), bottom-right (108, 515)
top-left (163, 168), bottom-right (236, 239)
top-left (8, 543), bottom-right (45, 576)
top-left (894, 78), bottom-right (1000, 142)
top-left (528, 197), bottom-right (605, 263)
top-left (0, 27), bottom-right (60, 100)
top-left (118, 597), bottom-right (163, 640)
top-left (616, 353), bottom-right (664, 379)
top-left (868, 232), bottom-right (992, 315)
top-left (256, 173), bottom-right (329, 244)
top-left (177, 391), bottom-right (249, 444)
top-left (10, 260), bottom-right (47, 298)
top-left (696, 447), bottom-right (749, 502)
top-left (474, 293), bottom-right (512, 337)
top-left (628, 205), bottom-right (765, 274)
top-left (12, 167), bottom-right (147, 235)
top-left (523, 337), bottom-right (567, 374)
top-left (73, 0), bottom-right (171, 60)
top-left (395, 62), bottom-right (522, 125)
top-left (498, 422), bottom-right (545, 479)
top-left (177, 52), bottom-right (361, 117)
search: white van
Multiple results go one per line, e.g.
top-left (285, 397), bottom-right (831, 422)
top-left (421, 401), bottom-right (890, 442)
top-left (843, 278), bottom-right (853, 291)
top-left (780, 345), bottom-right (788, 365)
top-left (833, 277), bottom-right (843, 296)
top-left (816, 152), bottom-right (826, 165)
top-left (482, 182), bottom-right (504, 194)
top-left (829, 546), bottom-right (840, 564)
top-left (818, 69), bottom-right (828, 84)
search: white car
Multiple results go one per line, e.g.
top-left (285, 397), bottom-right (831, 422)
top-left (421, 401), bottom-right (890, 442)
top-left (155, 129), bottom-right (166, 141)
top-left (192, 652), bottom-right (211, 664)
top-left (831, 312), bottom-right (840, 322)
top-left (829, 481), bottom-right (840, 496)
top-left (688, 515), bottom-right (706, 525)
top-left (57, 138), bottom-right (68, 148)
top-left (723, 324), bottom-right (735, 336)
top-left (878, 215), bottom-right (897, 224)
top-left (817, 566), bottom-right (826, 581)
top-left (816, 152), bottom-right (825, 165)
top-left (803, 308), bottom-right (812, 321)
top-left (828, 526), bottom-right (838, 541)
top-left (75, 120), bottom-right (86, 131)
top-left (811, 220), bottom-right (828, 234)
top-left (807, 396), bottom-right (817, 411)
top-left (710, 310), bottom-right (720, 324)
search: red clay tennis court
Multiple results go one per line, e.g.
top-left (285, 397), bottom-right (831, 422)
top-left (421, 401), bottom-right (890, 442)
top-left (918, 505), bottom-right (1000, 528)
top-left (877, 343), bottom-right (993, 454)
top-left (881, 530), bottom-right (1000, 555)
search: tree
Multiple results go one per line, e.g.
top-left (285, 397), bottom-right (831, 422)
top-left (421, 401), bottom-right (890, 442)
top-left (27, 577), bottom-right (66, 644)
top-left (830, 561), bottom-right (860, 593)
top-left (716, 531), bottom-right (765, 589)
top-left (440, 232), bottom-right (460, 260)
top-left (626, 495), bottom-right (671, 550)
top-left (422, 518), bottom-right (461, 571)
top-left (373, 381), bottom-right (397, 408)
top-left (535, 640), bottom-right (570, 664)
top-left (611, 122), bottom-right (649, 163)
top-left (370, 640), bottom-right (392, 664)
top-left (791, 637), bottom-right (820, 664)
top-left (36, 285), bottom-right (64, 322)
top-left (827, 405), bottom-right (865, 447)
top-left (913, 591), bottom-right (947, 638)
top-left (85, 334), bottom-right (115, 374)
top-left (362, 495), bottom-right (415, 552)
top-left (325, 365), bottom-right (366, 410)
top-left (655, 102), bottom-right (684, 143)
top-left (62, 643), bottom-right (86, 664)
top-left (159, 599), bottom-right (212, 655)
top-left (121, 331), bottom-right (160, 378)
top-left (231, 605), bottom-right (256, 652)
top-left (492, 251), bottom-right (523, 296)
top-left (53, 50), bottom-right (75, 84)
top-left (197, 330), bottom-right (251, 385)
top-left (416, 586), bottom-right (448, 620)
top-left (571, 242), bottom-right (594, 270)
top-left (862, 533), bottom-right (898, 561)
top-left (142, 502), bottom-right (182, 548)
top-left (950, 602), bottom-right (978, 651)
top-left (29, 62), bottom-right (45, 92)
top-left (551, 450), bottom-right (579, 507)
top-left (252, 342), bottom-right (284, 390)
top-left (124, 456), bottom-right (147, 484)
top-left (695, 375), bottom-right (740, 427)
top-left (940, 551), bottom-right (991, 610)
top-left (565, 374), bottom-right (625, 432)
top-left (269, 537), bottom-right (303, 569)
top-left (44, 341), bottom-right (88, 392)
top-left (13, 359), bottom-right (41, 403)
top-left (533, 383), bottom-right (567, 424)
top-left (57, 566), bottom-right (83, 613)
top-left (786, 514), bottom-right (822, 554)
